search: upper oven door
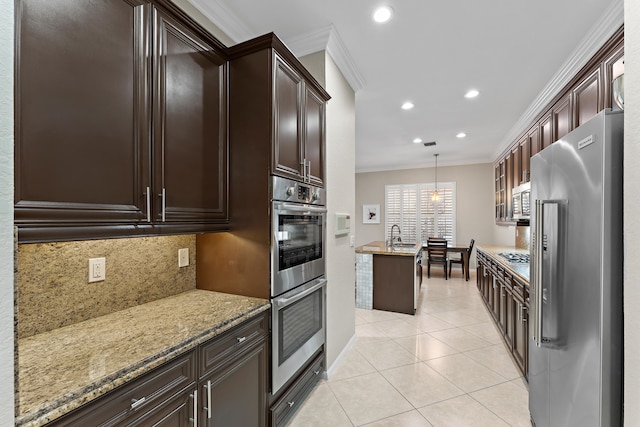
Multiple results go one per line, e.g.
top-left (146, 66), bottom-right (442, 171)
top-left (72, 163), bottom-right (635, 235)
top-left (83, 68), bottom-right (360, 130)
top-left (272, 201), bottom-right (326, 296)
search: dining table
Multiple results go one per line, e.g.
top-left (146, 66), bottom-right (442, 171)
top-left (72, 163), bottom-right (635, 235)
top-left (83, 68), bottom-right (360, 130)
top-left (422, 242), bottom-right (471, 281)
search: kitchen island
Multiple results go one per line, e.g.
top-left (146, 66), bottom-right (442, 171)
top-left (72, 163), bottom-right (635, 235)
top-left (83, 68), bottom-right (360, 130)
top-left (16, 290), bottom-right (270, 426)
top-left (355, 241), bottom-right (422, 315)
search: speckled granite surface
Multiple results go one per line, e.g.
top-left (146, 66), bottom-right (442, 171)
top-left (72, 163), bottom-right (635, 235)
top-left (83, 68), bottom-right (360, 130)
top-left (355, 241), bottom-right (421, 257)
top-left (476, 244), bottom-right (530, 283)
top-left (17, 235), bottom-right (197, 339)
top-left (16, 289), bottom-right (270, 427)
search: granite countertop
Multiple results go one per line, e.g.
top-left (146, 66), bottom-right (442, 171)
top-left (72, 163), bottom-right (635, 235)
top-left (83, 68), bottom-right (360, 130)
top-left (355, 241), bottom-right (421, 257)
top-left (17, 289), bottom-right (270, 427)
top-left (476, 244), bottom-right (530, 283)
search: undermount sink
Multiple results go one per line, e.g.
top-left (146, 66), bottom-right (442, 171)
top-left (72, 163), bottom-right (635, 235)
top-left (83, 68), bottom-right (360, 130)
top-left (391, 243), bottom-right (417, 248)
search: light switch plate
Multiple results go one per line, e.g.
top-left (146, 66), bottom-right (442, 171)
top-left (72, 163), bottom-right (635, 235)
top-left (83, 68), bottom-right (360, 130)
top-left (178, 248), bottom-right (189, 268)
top-left (89, 257), bottom-right (106, 283)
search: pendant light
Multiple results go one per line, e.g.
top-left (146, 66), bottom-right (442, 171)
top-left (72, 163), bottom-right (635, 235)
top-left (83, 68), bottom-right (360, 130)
top-left (432, 153), bottom-right (440, 201)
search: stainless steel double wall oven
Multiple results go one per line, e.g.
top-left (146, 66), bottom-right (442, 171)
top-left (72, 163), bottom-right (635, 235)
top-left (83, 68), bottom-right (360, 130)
top-left (270, 176), bottom-right (326, 394)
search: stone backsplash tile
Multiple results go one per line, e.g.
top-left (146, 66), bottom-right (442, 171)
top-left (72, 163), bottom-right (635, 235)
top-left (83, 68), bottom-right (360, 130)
top-left (17, 235), bottom-right (196, 339)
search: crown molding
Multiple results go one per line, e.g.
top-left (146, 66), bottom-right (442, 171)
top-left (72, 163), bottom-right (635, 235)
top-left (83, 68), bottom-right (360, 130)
top-left (284, 25), bottom-right (366, 93)
top-left (187, 2), bottom-right (366, 92)
top-left (187, 0), bottom-right (255, 43)
top-left (492, 0), bottom-right (624, 160)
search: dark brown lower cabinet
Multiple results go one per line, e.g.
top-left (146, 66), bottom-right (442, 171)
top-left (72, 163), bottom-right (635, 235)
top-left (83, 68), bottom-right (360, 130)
top-left (270, 351), bottom-right (324, 427)
top-left (47, 310), bottom-right (269, 426)
top-left (512, 280), bottom-right (529, 374)
top-left (199, 339), bottom-right (268, 426)
top-left (476, 250), bottom-right (529, 378)
top-left (128, 390), bottom-right (195, 426)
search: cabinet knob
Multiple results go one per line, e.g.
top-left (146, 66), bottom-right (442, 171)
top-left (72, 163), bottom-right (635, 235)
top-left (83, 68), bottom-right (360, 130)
top-left (288, 401), bottom-right (295, 407)
top-left (237, 336), bottom-right (247, 343)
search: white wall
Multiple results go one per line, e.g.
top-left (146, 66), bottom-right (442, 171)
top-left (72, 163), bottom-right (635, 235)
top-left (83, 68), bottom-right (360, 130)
top-left (624, 0), bottom-right (639, 423)
top-left (355, 163), bottom-right (495, 264)
top-left (0, 0), bottom-right (14, 423)
top-left (300, 52), bottom-right (357, 371)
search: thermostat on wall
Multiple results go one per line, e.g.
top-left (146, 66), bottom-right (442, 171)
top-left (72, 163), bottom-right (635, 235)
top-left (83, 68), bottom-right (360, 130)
top-left (335, 213), bottom-right (350, 236)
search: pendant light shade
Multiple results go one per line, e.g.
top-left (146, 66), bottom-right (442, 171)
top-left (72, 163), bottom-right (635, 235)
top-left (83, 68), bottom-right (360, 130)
top-left (432, 154), bottom-right (440, 201)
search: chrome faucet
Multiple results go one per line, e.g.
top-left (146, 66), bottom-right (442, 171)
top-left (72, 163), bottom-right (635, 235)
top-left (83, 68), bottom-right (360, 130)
top-left (389, 224), bottom-right (402, 246)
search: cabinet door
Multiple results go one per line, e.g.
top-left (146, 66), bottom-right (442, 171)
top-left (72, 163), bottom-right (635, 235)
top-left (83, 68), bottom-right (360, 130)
top-left (273, 56), bottom-right (304, 180)
top-left (304, 87), bottom-right (325, 186)
top-left (511, 145), bottom-right (520, 189)
top-left (504, 285), bottom-right (515, 351)
top-left (527, 125), bottom-right (539, 165)
top-left (552, 94), bottom-right (572, 142)
top-left (603, 43), bottom-right (624, 109)
top-left (539, 112), bottom-right (553, 151)
top-left (15, 0), bottom-right (150, 241)
top-left (513, 298), bottom-right (528, 374)
top-left (200, 340), bottom-right (268, 427)
top-left (572, 68), bottom-right (601, 128)
top-left (153, 9), bottom-right (228, 224)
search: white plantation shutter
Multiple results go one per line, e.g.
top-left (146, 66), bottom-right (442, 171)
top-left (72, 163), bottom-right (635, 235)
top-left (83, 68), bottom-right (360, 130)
top-left (385, 182), bottom-right (456, 244)
top-left (385, 185), bottom-right (418, 243)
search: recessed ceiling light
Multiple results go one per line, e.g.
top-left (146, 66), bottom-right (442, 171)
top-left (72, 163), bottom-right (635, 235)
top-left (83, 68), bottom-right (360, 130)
top-left (413, 138), bottom-right (423, 144)
top-left (402, 101), bottom-right (414, 110)
top-left (464, 89), bottom-right (479, 99)
top-left (456, 132), bottom-right (467, 138)
top-left (372, 6), bottom-right (394, 23)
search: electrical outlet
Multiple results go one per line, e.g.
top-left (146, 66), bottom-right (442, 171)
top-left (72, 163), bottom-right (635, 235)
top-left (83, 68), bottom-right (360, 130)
top-left (89, 257), bottom-right (106, 283)
top-left (178, 248), bottom-right (189, 268)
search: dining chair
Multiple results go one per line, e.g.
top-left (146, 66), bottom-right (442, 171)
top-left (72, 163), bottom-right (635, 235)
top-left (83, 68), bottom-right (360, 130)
top-left (449, 238), bottom-right (475, 280)
top-left (426, 238), bottom-right (448, 280)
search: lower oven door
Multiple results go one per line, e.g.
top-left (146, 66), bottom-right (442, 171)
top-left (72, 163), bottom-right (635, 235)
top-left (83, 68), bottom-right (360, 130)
top-left (271, 276), bottom-right (326, 394)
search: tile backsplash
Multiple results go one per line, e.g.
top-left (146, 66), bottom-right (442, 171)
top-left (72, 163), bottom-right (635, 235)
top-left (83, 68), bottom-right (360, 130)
top-left (17, 234), bottom-right (196, 339)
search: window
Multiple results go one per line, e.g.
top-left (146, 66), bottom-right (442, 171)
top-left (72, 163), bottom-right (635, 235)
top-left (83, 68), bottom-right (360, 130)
top-left (385, 182), bottom-right (456, 244)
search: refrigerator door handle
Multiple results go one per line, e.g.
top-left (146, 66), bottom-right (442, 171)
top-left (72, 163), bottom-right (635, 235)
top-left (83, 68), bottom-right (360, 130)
top-left (533, 199), bottom-right (561, 348)
top-left (533, 200), bottom-right (544, 347)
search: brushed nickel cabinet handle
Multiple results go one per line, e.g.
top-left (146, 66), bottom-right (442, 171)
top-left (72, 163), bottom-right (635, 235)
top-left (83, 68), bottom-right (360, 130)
top-left (131, 397), bottom-right (146, 410)
top-left (145, 187), bottom-right (151, 222)
top-left (189, 390), bottom-right (198, 425)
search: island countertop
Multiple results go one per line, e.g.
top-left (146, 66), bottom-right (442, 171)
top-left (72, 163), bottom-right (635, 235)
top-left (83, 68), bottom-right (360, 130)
top-left (17, 289), bottom-right (270, 427)
top-left (355, 241), bottom-right (421, 256)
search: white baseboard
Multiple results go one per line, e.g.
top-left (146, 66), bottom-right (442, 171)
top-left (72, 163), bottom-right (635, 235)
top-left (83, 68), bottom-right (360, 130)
top-left (324, 333), bottom-right (356, 380)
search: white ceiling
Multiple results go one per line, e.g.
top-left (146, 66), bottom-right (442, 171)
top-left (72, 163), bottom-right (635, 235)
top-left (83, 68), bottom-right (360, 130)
top-left (190, 0), bottom-right (623, 172)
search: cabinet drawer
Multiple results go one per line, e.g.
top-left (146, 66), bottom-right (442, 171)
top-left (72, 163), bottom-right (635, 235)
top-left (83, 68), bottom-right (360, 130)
top-left (270, 351), bottom-right (323, 427)
top-left (199, 311), bottom-right (269, 379)
top-left (49, 351), bottom-right (196, 426)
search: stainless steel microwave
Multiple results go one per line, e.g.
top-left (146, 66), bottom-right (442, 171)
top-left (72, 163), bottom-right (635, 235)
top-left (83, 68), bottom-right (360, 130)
top-left (512, 182), bottom-right (531, 220)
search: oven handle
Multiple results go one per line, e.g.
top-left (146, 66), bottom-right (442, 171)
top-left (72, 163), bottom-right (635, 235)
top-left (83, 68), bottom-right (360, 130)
top-left (276, 202), bottom-right (327, 214)
top-left (274, 278), bottom-right (327, 308)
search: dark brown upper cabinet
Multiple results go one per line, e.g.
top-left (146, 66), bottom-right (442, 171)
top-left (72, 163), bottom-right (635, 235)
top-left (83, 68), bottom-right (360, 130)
top-left (228, 34), bottom-right (330, 188)
top-left (152, 8), bottom-right (228, 225)
top-left (15, 0), bottom-right (228, 243)
top-left (572, 68), bottom-right (602, 128)
top-left (552, 93), bottom-right (572, 142)
top-left (539, 112), bottom-right (553, 151)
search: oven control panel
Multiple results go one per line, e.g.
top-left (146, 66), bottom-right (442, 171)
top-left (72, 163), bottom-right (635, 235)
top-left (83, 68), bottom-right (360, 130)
top-left (273, 176), bottom-right (325, 205)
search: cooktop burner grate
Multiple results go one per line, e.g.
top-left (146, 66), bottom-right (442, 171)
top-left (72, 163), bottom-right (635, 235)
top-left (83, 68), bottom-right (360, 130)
top-left (499, 252), bottom-right (530, 263)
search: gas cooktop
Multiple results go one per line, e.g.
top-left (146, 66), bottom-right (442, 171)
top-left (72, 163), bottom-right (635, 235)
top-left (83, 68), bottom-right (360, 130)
top-left (499, 252), bottom-right (530, 264)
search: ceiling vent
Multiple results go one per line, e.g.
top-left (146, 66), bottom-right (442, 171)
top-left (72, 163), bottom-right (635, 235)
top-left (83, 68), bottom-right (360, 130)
top-left (423, 141), bottom-right (437, 147)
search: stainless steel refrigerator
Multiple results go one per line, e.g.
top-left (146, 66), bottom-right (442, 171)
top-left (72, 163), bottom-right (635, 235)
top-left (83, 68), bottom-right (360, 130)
top-left (529, 109), bottom-right (623, 427)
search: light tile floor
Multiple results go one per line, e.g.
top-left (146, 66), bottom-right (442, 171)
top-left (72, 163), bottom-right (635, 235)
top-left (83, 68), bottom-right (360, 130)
top-left (286, 271), bottom-right (531, 426)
